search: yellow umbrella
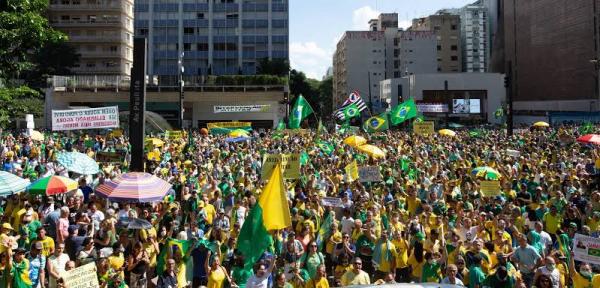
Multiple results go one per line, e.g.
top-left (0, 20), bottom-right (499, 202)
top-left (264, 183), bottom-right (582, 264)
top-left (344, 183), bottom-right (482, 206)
top-left (343, 135), bottom-right (367, 148)
top-left (532, 121), bottom-right (550, 127)
top-left (146, 151), bottom-right (161, 162)
top-left (229, 129), bottom-right (250, 138)
top-left (356, 144), bottom-right (386, 159)
top-left (145, 138), bottom-right (164, 147)
top-left (30, 130), bottom-right (44, 142)
top-left (439, 129), bottom-right (457, 137)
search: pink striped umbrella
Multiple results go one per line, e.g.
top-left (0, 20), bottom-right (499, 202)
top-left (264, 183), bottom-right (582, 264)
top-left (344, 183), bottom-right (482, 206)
top-left (95, 172), bottom-right (172, 203)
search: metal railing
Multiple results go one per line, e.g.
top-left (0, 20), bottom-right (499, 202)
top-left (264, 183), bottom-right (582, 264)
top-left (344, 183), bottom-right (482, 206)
top-left (49, 75), bottom-right (287, 93)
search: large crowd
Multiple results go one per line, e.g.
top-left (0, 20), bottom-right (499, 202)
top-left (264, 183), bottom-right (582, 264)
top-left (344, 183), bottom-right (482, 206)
top-left (0, 123), bottom-right (599, 288)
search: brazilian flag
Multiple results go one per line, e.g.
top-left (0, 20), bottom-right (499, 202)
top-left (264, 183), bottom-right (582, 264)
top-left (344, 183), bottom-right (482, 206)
top-left (363, 113), bottom-right (389, 133)
top-left (343, 103), bottom-right (361, 119)
top-left (316, 140), bottom-right (334, 155)
top-left (390, 99), bottom-right (418, 125)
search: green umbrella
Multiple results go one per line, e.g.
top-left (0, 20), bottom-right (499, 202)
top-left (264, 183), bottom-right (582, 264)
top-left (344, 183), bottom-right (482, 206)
top-left (471, 167), bottom-right (502, 180)
top-left (0, 172), bottom-right (30, 196)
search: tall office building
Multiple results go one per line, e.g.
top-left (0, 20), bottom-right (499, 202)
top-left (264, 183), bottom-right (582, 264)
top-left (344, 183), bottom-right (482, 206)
top-left (133, 0), bottom-right (289, 76)
top-left (460, 2), bottom-right (488, 72)
top-left (48, 0), bottom-right (135, 76)
top-left (333, 13), bottom-right (436, 112)
top-left (411, 12), bottom-right (462, 73)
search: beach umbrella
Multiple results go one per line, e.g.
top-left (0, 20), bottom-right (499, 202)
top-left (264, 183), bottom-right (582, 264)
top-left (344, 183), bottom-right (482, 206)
top-left (95, 172), bottom-right (172, 203)
top-left (28, 176), bottom-right (78, 196)
top-left (576, 134), bottom-right (600, 145)
top-left (56, 151), bottom-right (100, 175)
top-left (225, 136), bottom-right (251, 143)
top-left (439, 129), bottom-right (457, 137)
top-left (356, 144), bottom-right (386, 159)
top-left (471, 166), bottom-right (502, 180)
top-left (532, 121), bottom-right (550, 128)
top-left (145, 138), bottom-right (164, 147)
top-left (0, 172), bottom-right (31, 196)
top-left (229, 129), bottom-right (250, 138)
top-left (448, 122), bottom-right (464, 129)
top-left (30, 130), bottom-right (44, 142)
top-left (343, 135), bottom-right (367, 148)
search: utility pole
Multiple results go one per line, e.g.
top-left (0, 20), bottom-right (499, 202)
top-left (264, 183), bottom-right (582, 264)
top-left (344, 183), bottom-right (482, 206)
top-left (368, 71), bottom-right (373, 112)
top-left (444, 80), bottom-right (449, 129)
top-left (506, 61), bottom-right (514, 136)
top-left (178, 52), bottom-right (185, 129)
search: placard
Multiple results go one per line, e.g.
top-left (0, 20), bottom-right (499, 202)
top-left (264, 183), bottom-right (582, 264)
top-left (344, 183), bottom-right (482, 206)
top-left (214, 105), bottom-right (271, 113)
top-left (359, 166), bottom-right (382, 182)
top-left (413, 121), bottom-right (435, 135)
top-left (573, 233), bottom-right (600, 265)
top-left (62, 262), bottom-right (100, 288)
top-left (480, 181), bottom-right (501, 197)
top-left (96, 151), bottom-right (126, 163)
top-left (165, 130), bottom-right (183, 140)
top-left (321, 197), bottom-right (344, 208)
top-left (262, 154), bottom-right (300, 179)
top-left (52, 106), bottom-right (119, 131)
top-left (207, 122), bottom-right (252, 129)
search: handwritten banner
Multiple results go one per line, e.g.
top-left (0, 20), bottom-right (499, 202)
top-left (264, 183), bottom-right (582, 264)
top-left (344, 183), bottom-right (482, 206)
top-left (321, 197), bottom-right (344, 208)
top-left (413, 121), bottom-right (435, 135)
top-left (480, 181), bottom-right (501, 197)
top-left (573, 233), bottom-right (600, 265)
top-left (62, 262), bottom-right (100, 288)
top-left (261, 153), bottom-right (300, 179)
top-left (359, 166), bottom-right (382, 182)
top-left (52, 106), bottom-right (119, 131)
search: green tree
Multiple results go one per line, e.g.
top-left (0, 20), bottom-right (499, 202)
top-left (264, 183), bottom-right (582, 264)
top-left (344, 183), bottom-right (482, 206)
top-left (318, 76), bottom-right (333, 116)
top-left (0, 0), bottom-right (67, 80)
top-left (24, 41), bottom-right (80, 89)
top-left (0, 86), bottom-right (43, 128)
top-left (257, 58), bottom-right (290, 76)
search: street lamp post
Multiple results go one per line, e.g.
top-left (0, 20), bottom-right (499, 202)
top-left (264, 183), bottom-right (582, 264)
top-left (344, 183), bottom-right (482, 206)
top-left (178, 52), bottom-right (185, 129)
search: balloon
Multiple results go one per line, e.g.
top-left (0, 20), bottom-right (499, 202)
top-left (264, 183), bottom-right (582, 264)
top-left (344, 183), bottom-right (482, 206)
top-left (200, 128), bottom-right (209, 135)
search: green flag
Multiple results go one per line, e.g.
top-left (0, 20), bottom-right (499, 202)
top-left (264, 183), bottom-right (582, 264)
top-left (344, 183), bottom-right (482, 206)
top-left (315, 213), bottom-right (334, 251)
top-left (363, 113), bottom-right (389, 133)
top-left (400, 157), bottom-right (411, 172)
top-left (494, 108), bottom-right (504, 119)
top-left (342, 103), bottom-right (360, 119)
top-left (156, 238), bottom-right (193, 276)
top-left (276, 120), bottom-right (286, 131)
top-left (288, 95), bottom-right (314, 129)
top-left (316, 140), bottom-right (334, 156)
top-left (236, 203), bottom-right (274, 270)
top-left (390, 99), bottom-right (418, 125)
top-left (579, 122), bottom-right (594, 135)
top-left (300, 151), bottom-right (310, 166)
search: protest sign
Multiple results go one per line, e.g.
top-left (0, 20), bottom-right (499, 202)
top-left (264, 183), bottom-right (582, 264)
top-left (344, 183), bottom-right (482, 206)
top-left (214, 105), bottom-right (270, 113)
top-left (62, 262), bottom-right (100, 288)
top-left (96, 151), bottom-right (126, 163)
top-left (345, 160), bottom-right (359, 182)
top-left (321, 197), bottom-right (344, 208)
top-left (413, 121), bottom-right (435, 135)
top-left (52, 106), bottom-right (119, 131)
top-left (359, 166), bottom-right (382, 182)
top-left (262, 154), bottom-right (300, 179)
top-left (207, 122), bottom-right (252, 134)
top-left (165, 130), bottom-right (183, 140)
top-left (573, 233), bottom-right (600, 265)
top-left (480, 181), bottom-right (501, 197)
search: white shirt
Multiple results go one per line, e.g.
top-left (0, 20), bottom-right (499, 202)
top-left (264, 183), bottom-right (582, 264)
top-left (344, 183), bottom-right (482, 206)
top-left (341, 217), bottom-right (355, 235)
top-left (538, 230), bottom-right (553, 251)
top-left (536, 266), bottom-right (560, 288)
top-left (245, 274), bottom-right (269, 288)
top-left (441, 276), bottom-right (465, 286)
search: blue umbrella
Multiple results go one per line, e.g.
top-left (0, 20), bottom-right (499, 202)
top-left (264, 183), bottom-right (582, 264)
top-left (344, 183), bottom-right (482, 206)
top-left (0, 171), bottom-right (30, 196)
top-left (225, 136), bottom-right (251, 143)
top-left (56, 151), bottom-right (100, 175)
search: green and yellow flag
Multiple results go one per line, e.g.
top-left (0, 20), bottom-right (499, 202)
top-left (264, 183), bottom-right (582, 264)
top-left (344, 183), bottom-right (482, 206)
top-left (390, 99), bottom-right (418, 125)
top-left (363, 113), bottom-right (389, 133)
top-left (316, 140), bottom-right (334, 156)
top-left (237, 163), bottom-right (291, 268)
top-left (345, 160), bottom-right (359, 182)
top-left (288, 95), bottom-right (314, 129)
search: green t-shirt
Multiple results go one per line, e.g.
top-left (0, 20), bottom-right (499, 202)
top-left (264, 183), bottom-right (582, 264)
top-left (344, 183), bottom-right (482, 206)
top-left (469, 266), bottom-right (486, 288)
top-left (355, 235), bottom-right (374, 257)
top-left (421, 262), bottom-right (442, 283)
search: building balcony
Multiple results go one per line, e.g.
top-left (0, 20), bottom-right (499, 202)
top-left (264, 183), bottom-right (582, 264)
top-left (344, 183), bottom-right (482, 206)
top-left (69, 35), bottom-right (131, 44)
top-left (50, 19), bottom-right (128, 28)
top-left (72, 65), bottom-right (129, 75)
top-left (80, 50), bottom-right (130, 59)
top-left (49, 2), bottom-right (131, 13)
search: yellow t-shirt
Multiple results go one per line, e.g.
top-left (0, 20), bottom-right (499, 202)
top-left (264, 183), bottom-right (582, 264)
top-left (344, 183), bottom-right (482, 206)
top-left (305, 277), bottom-right (329, 288)
top-left (108, 254), bottom-right (125, 279)
top-left (326, 232), bottom-right (341, 255)
top-left (407, 252), bottom-right (425, 279)
top-left (406, 198), bottom-right (421, 216)
top-left (392, 239), bottom-right (409, 268)
top-left (374, 242), bottom-right (396, 273)
top-left (205, 204), bottom-right (217, 225)
top-left (207, 267), bottom-right (226, 288)
top-left (543, 213), bottom-right (562, 234)
top-left (177, 262), bottom-right (187, 288)
top-left (11, 208), bottom-right (26, 230)
top-left (38, 236), bottom-right (55, 257)
top-left (572, 271), bottom-right (600, 288)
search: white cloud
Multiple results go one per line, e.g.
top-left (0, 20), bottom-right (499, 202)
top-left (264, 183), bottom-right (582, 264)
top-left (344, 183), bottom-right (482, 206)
top-left (352, 6), bottom-right (380, 30)
top-left (290, 41), bottom-right (331, 80)
top-left (398, 20), bottom-right (413, 30)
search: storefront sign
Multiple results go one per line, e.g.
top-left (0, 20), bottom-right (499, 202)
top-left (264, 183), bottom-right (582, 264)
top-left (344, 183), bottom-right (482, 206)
top-left (417, 104), bottom-right (449, 113)
top-left (214, 105), bottom-right (271, 113)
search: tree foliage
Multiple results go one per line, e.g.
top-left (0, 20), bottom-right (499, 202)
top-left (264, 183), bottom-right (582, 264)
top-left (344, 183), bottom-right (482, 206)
top-left (0, 86), bottom-right (43, 128)
top-left (256, 58), bottom-right (290, 76)
top-left (289, 70), bottom-right (334, 117)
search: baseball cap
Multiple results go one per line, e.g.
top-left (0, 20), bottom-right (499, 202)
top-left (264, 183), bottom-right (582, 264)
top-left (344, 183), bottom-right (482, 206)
top-left (68, 225), bottom-right (79, 234)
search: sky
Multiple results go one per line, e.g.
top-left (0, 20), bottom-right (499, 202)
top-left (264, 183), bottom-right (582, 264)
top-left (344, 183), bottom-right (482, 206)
top-left (289, 0), bottom-right (475, 80)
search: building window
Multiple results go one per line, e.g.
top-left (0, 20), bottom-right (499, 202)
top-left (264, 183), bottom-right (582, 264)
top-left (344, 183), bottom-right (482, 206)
top-left (109, 46), bottom-right (117, 52)
top-left (197, 43), bottom-right (208, 51)
top-left (139, 29), bottom-right (148, 36)
top-left (197, 13), bottom-right (204, 19)
top-left (184, 43), bottom-right (191, 51)
top-left (451, 24), bottom-right (457, 30)
top-left (451, 56), bottom-right (458, 61)
top-left (226, 13), bottom-right (239, 19)
top-left (451, 45), bottom-right (458, 51)
top-left (184, 27), bottom-right (194, 34)
top-left (86, 62), bottom-right (96, 68)
top-left (437, 45), bottom-right (441, 51)
top-left (61, 15), bottom-right (70, 20)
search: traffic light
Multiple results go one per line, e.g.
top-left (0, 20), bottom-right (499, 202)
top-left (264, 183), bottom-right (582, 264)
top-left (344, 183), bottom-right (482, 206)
top-left (504, 75), bottom-right (510, 88)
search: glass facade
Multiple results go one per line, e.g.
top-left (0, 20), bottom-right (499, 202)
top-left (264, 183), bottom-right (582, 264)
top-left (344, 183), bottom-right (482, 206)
top-left (134, 0), bottom-right (289, 76)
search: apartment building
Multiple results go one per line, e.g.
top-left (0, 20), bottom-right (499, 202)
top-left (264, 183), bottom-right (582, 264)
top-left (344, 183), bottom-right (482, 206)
top-left (48, 0), bottom-right (135, 76)
top-left (133, 0), bottom-right (289, 76)
top-left (411, 13), bottom-right (462, 72)
top-left (460, 2), bottom-right (488, 72)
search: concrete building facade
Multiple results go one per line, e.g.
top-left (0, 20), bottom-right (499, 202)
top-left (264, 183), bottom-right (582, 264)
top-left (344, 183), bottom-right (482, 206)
top-left (133, 0), bottom-right (289, 76)
top-left (48, 0), bottom-right (135, 76)
top-left (460, 2), bottom-right (488, 72)
top-left (412, 13), bottom-right (462, 73)
top-left (380, 73), bottom-right (505, 124)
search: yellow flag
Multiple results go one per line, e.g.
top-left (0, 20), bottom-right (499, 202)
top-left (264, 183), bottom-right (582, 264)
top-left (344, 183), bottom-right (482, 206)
top-left (259, 163), bottom-right (292, 230)
top-left (345, 160), bottom-right (359, 182)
